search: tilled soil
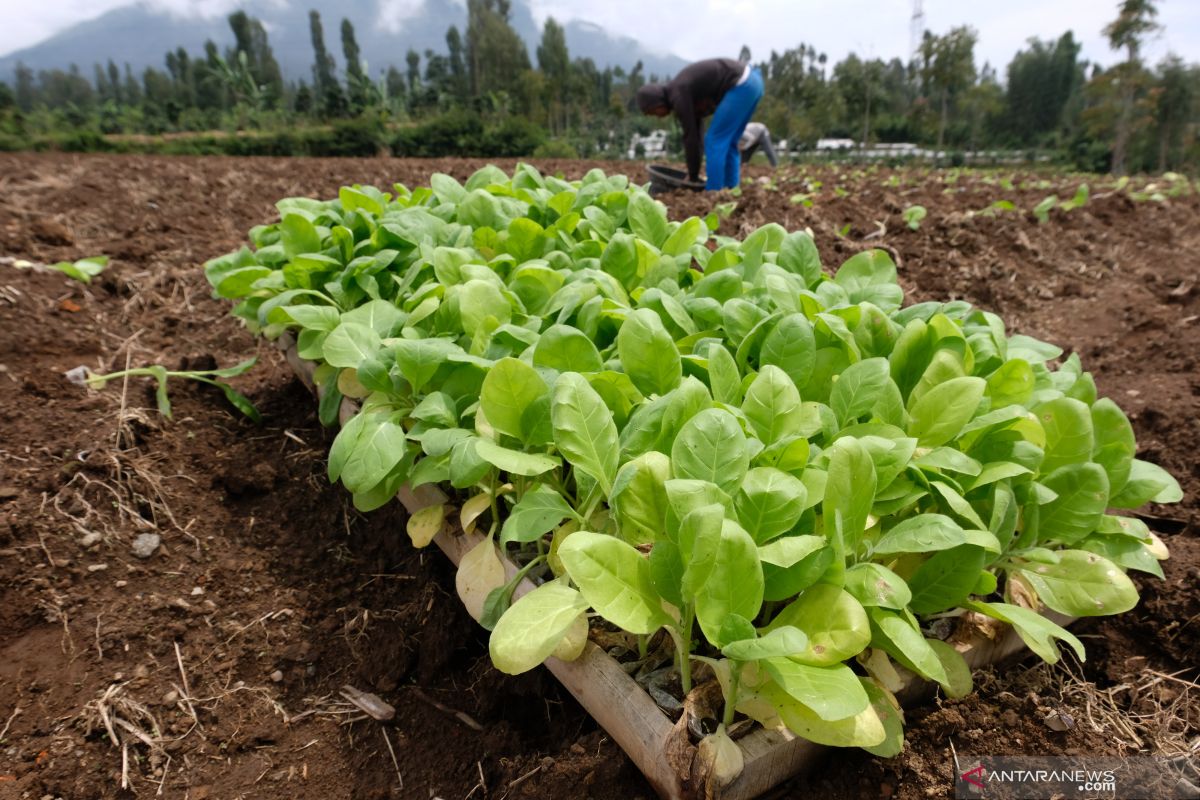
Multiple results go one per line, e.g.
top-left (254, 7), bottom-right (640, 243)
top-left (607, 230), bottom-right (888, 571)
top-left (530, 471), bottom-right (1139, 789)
top-left (0, 154), bottom-right (1196, 800)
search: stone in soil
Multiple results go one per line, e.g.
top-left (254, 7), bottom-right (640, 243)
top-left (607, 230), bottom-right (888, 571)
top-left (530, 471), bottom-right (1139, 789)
top-left (131, 532), bottom-right (161, 558)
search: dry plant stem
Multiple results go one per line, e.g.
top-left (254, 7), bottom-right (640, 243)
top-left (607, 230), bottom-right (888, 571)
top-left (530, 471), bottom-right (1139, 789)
top-left (410, 687), bottom-right (484, 732)
top-left (0, 706), bottom-right (20, 740)
top-left (380, 726), bottom-right (404, 791)
top-left (174, 642), bottom-right (203, 732)
top-left (155, 755), bottom-right (171, 797)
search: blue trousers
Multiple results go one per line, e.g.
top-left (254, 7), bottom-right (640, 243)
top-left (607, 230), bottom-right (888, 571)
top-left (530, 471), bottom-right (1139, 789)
top-left (705, 67), bottom-right (764, 190)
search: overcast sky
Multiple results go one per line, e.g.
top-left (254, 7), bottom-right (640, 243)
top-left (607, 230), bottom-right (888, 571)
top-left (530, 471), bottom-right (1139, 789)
top-left (0, 0), bottom-right (1197, 72)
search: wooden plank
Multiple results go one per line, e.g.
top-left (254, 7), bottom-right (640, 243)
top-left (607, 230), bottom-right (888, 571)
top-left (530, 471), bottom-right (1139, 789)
top-left (282, 341), bottom-right (1081, 800)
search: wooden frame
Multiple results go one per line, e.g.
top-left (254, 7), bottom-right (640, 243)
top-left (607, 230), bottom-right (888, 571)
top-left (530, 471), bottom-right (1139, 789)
top-left (281, 337), bottom-right (1074, 800)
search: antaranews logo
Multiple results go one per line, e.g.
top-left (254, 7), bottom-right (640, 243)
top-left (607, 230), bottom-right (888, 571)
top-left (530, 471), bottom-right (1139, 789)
top-left (959, 764), bottom-right (986, 791)
top-left (952, 755), bottom-right (1195, 799)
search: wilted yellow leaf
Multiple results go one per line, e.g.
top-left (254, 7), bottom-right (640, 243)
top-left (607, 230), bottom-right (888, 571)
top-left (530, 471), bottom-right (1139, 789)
top-left (407, 504), bottom-right (445, 548)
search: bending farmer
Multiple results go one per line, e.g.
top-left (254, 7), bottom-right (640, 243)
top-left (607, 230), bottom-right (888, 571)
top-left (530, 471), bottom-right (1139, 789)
top-left (636, 58), bottom-right (764, 191)
top-left (739, 122), bottom-right (779, 168)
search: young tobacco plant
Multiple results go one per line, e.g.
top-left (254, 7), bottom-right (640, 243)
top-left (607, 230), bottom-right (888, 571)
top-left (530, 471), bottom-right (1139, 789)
top-left (208, 163), bottom-right (1180, 760)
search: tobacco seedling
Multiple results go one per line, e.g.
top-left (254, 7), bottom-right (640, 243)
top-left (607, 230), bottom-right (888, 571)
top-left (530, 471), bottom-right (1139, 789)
top-left (902, 205), bottom-right (927, 230)
top-left (69, 358), bottom-right (261, 421)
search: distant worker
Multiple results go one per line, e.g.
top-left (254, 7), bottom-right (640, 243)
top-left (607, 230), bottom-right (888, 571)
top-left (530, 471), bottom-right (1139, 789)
top-left (636, 58), bottom-right (764, 191)
top-left (739, 122), bottom-right (779, 168)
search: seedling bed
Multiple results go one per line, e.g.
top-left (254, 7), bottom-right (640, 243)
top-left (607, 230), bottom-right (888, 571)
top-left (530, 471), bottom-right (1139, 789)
top-left (284, 338), bottom-right (1076, 800)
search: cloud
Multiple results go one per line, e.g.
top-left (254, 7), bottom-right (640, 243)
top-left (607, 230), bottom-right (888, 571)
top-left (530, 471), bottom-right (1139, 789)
top-left (2, 0), bottom-right (1197, 68)
top-left (527, 0), bottom-right (1198, 73)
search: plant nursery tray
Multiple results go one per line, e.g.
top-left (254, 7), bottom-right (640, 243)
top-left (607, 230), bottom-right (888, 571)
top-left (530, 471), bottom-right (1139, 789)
top-left (281, 336), bottom-right (1075, 800)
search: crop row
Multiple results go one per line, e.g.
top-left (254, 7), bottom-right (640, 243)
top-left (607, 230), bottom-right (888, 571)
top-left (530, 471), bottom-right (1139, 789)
top-left (206, 164), bottom-right (1178, 773)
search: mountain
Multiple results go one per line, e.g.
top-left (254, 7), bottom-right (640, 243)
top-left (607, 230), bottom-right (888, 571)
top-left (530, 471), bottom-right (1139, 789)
top-left (0, 0), bottom-right (687, 85)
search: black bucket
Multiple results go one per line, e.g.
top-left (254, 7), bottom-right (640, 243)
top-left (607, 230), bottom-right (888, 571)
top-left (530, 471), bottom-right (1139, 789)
top-left (647, 164), bottom-right (705, 196)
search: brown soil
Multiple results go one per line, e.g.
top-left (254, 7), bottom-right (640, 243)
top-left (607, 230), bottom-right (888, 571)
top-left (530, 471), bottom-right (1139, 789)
top-left (0, 154), bottom-right (1196, 800)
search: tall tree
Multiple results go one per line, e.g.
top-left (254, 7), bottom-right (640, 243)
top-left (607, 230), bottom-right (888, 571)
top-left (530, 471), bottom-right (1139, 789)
top-left (309, 11), bottom-right (344, 117)
top-left (919, 26), bottom-right (978, 148)
top-left (537, 17), bottom-right (569, 132)
top-left (1005, 33), bottom-right (1083, 145)
top-left (14, 62), bottom-right (34, 111)
top-left (1152, 55), bottom-right (1196, 171)
top-left (834, 54), bottom-right (886, 143)
top-left (107, 60), bottom-right (122, 105)
top-left (1103, 0), bottom-right (1160, 173)
top-left (405, 47), bottom-right (420, 97)
top-left (341, 18), bottom-right (367, 111)
top-left (227, 11), bottom-right (283, 104)
top-left (465, 0), bottom-right (531, 102)
top-left (446, 26), bottom-right (468, 103)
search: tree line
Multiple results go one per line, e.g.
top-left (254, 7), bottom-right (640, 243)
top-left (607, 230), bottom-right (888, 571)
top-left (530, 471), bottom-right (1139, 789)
top-left (0, 0), bottom-right (1194, 173)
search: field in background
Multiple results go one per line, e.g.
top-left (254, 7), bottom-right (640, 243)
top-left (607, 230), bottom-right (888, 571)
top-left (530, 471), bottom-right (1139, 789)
top-left (0, 154), bottom-right (1196, 800)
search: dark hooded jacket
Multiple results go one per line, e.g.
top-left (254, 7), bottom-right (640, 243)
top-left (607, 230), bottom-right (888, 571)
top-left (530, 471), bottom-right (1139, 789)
top-left (636, 58), bottom-right (745, 181)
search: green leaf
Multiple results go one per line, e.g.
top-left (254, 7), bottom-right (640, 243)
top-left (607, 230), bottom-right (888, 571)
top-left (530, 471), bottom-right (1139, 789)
top-left (831, 357), bottom-right (891, 427)
top-left (1109, 459), bottom-right (1183, 508)
top-left (767, 584), bottom-right (871, 666)
top-left (763, 659), bottom-right (870, 721)
top-left (627, 192), bottom-right (669, 248)
top-left (777, 231), bottom-right (822, 286)
top-left (500, 485), bottom-right (577, 546)
top-left (747, 677), bottom-right (886, 748)
top-left (734, 467), bottom-right (808, 544)
top-left (341, 299), bottom-right (405, 336)
top-left (1038, 463), bottom-right (1109, 544)
top-left (1090, 398), bottom-right (1136, 495)
top-left (533, 325), bottom-right (604, 373)
top-left (823, 437), bottom-right (878, 572)
top-left (906, 377), bottom-right (986, 447)
top-left (393, 338), bottom-right (458, 393)
top-left (694, 519), bottom-right (764, 646)
top-left (323, 323), bottom-right (382, 369)
top-left (760, 313), bottom-right (817, 390)
top-left (617, 308), bottom-right (682, 397)
top-left (844, 563), bottom-right (912, 610)
top-left (1015, 549), bottom-right (1138, 617)
top-left (860, 680), bottom-right (905, 757)
top-left (481, 357), bottom-right (549, 443)
top-left (50, 255), bottom-right (108, 283)
top-left (722, 626), bottom-right (809, 661)
top-left (473, 439), bottom-right (560, 477)
top-left (966, 601), bottom-right (1084, 664)
top-left (671, 408), bottom-right (750, 497)
top-left (558, 531), bottom-right (670, 634)
top-left (760, 536), bottom-right (832, 601)
top-left (1035, 397), bottom-right (1094, 474)
top-left (707, 343), bottom-right (743, 405)
top-left (873, 514), bottom-right (966, 555)
top-left (926, 639), bottom-right (972, 698)
top-left (489, 580), bottom-right (589, 674)
top-left (335, 413), bottom-right (409, 493)
top-left (679, 504), bottom-right (726, 599)
top-left (986, 359), bottom-right (1035, 407)
top-left (867, 608), bottom-right (949, 687)
top-left (459, 279), bottom-right (512, 336)
top-left (833, 250), bottom-right (903, 312)
top-left (280, 212), bottom-right (321, 258)
top-left (551, 373), bottom-right (620, 497)
top-left (906, 545), bottom-right (987, 614)
top-left (661, 217), bottom-right (705, 257)
top-left (340, 185), bottom-right (385, 215)
top-left (741, 365), bottom-right (805, 444)
top-left (283, 304), bottom-right (341, 332)
top-left (610, 452), bottom-right (671, 545)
